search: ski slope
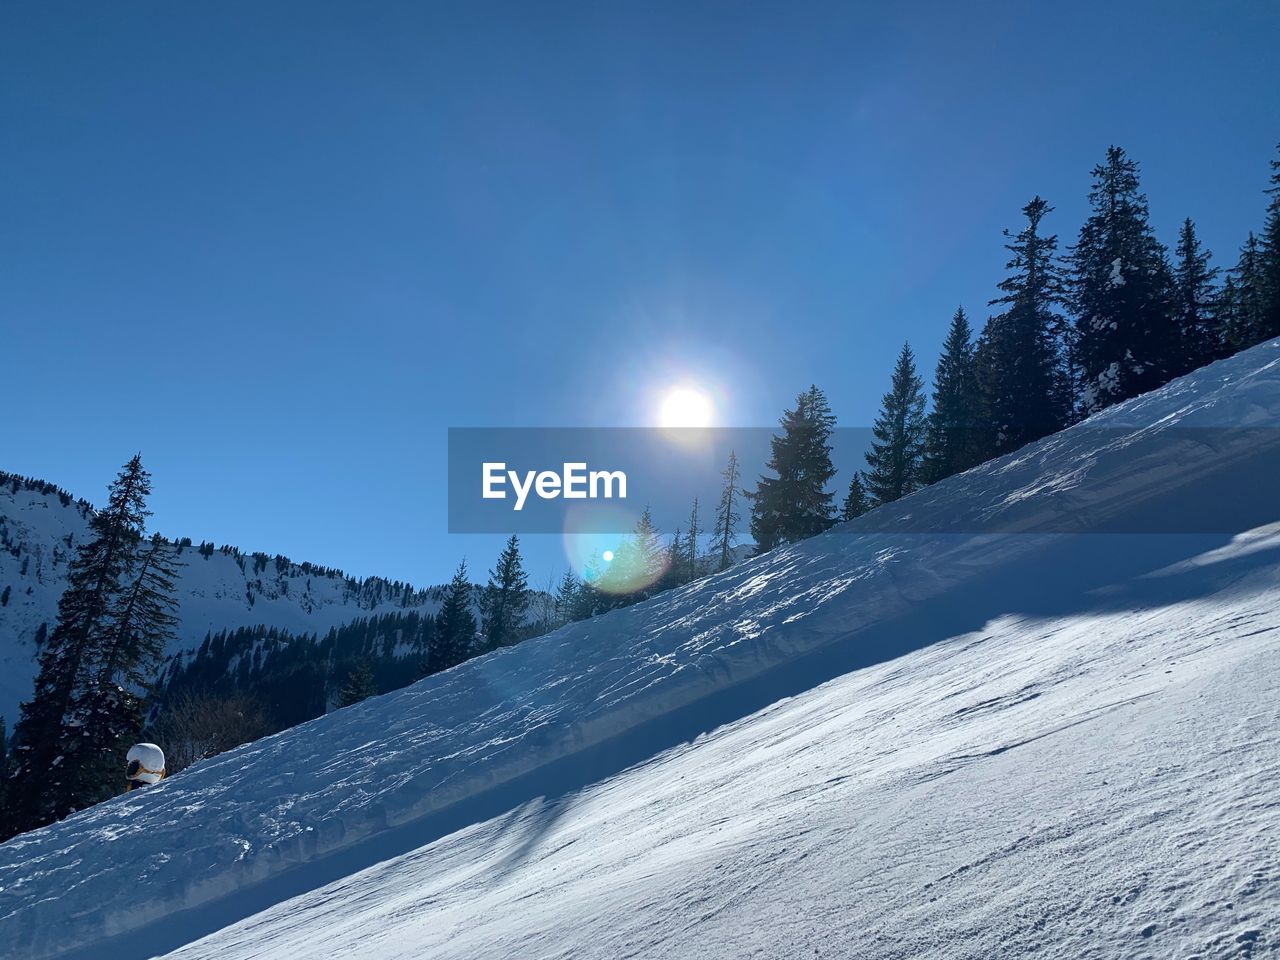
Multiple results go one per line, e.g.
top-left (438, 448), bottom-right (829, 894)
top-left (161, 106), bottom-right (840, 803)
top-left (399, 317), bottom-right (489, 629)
top-left (3, 340), bottom-right (1280, 959)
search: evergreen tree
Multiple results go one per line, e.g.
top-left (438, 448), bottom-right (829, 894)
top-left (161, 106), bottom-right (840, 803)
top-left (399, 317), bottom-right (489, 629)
top-left (102, 534), bottom-right (183, 688)
top-left (685, 499), bottom-right (701, 581)
top-left (659, 528), bottom-right (685, 591)
top-left (1225, 233), bottom-right (1269, 351)
top-left (430, 561), bottom-right (476, 673)
top-left (841, 472), bottom-right (870, 521)
top-left (554, 571), bottom-right (580, 625)
top-left (64, 533), bottom-right (183, 805)
top-left (980, 197), bottom-right (1071, 455)
top-left (1260, 143), bottom-right (1280, 341)
top-left (748, 386), bottom-right (837, 552)
top-left (923, 307), bottom-right (982, 481)
top-left (337, 661), bottom-right (378, 708)
top-left (570, 555), bottom-right (603, 621)
top-left (4, 455), bottom-right (151, 837)
top-left (1171, 218), bottom-right (1222, 371)
top-left (480, 535), bottom-right (530, 651)
top-left (712, 451), bottom-right (741, 572)
top-left (1217, 275), bottom-right (1241, 353)
top-left (600, 507), bottom-right (665, 601)
top-left (865, 344), bottom-right (928, 505)
top-left (1069, 147), bottom-right (1176, 414)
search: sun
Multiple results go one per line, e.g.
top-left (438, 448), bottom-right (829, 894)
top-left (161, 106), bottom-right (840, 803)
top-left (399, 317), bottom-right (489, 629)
top-left (659, 386), bottom-right (713, 428)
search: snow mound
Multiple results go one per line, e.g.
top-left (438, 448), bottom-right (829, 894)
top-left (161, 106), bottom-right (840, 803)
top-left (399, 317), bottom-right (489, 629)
top-left (2, 339), bottom-right (1280, 960)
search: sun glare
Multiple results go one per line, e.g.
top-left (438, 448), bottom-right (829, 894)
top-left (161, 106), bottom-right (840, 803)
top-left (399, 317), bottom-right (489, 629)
top-left (659, 387), bottom-right (713, 428)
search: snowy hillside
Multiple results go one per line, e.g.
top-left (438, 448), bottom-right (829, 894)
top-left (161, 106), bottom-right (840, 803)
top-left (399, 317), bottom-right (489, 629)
top-left (0, 476), bottom-right (452, 721)
top-left (3, 340), bottom-right (1280, 960)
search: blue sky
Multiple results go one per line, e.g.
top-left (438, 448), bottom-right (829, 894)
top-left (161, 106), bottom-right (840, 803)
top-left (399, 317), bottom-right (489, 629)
top-left (2, 1), bottom-right (1278, 587)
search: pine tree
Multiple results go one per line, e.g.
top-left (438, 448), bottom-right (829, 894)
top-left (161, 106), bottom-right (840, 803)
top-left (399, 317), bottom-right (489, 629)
top-left (4, 455), bottom-right (152, 837)
top-left (430, 561), bottom-right (476, 673)
top-left (554, 571), bottom-right (580, 625)
top-left (685, 499), bottom-right (701, 581)
top-left (480, 535), bottom-right (530, 651)
top-left (600, 507), bottom-right (665, 601)
top-left (337, 661), bottom-right (378, 707)
top-left (923, 307), bottom-right (982, 481)
top-left (1225, 233), bottom-right (1269, 351)
top-left (659, 528), bottom-right (685, 591)
top-left (748, 386), bottom-right (837, 552)
top-left (1069, 147), bottom-right (1176, 414)
top-left (865, 344), bottom-right (927, 505)
top-left (1171, 218), bottom-right (1222, 371)
top-left (1217, 275), bottom-right (1241, 353)
top-left (1260, 143), bottom-right (1280, 341)
top-left (570, 556), bottom-right (603, 621)
top-left (980, 197), bottom-right (1072, 455)
top-left (63, 533), bottom-right (183, 805)
top-left (101, 534), bottom-right (183, 688)
top-left (841, 472), bottom-right (869, 521)
top-left (712, 450), bottom-right (741, 572)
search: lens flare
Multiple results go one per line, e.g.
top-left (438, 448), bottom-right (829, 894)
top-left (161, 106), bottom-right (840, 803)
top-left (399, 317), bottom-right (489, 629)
top-left (561, 504), bottom-right (670, 595)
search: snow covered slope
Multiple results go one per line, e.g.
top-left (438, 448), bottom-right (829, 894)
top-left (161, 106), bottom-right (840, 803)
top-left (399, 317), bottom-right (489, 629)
top-left (4, 340), bottom-right (1280, 960)
top-left (0, 478), bottom-right (450, 721)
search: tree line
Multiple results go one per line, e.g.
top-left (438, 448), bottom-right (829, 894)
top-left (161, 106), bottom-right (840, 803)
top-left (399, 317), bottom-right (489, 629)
top-left (750, 143), bottom-right (1280, 549)
top-left (551, 142), bottom-right (1280, 602)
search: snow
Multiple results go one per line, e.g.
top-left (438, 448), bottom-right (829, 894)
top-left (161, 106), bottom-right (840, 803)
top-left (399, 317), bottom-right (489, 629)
top-left (0, 490), bottom-right (456, 722)
top-left (3, 339), bottom-right (1280, 960)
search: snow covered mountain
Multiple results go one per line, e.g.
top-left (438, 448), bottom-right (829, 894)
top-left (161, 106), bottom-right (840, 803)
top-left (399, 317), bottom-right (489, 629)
top-left (3, 340), bottom-right (1280, 960)
top-left (0, 477), bottom-right (452, 723)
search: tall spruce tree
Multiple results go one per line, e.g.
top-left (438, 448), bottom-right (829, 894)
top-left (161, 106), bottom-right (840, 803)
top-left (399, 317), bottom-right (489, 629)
top-left (4, 455), bottom-right (152, 837)
top-left (1260, 144), bottom-right (1280, 341)
top-left (63, 532), bottom-right (183, 806)
top-left (1171, 218), bottom-right (1222, 371)
top-left (571, 556), bottom-right (603, 621)
top-left (980, 197), bottom-right (1071, 455)
top-left (923, 307), bottom-right (982, 481)
top-left (841, 472), bottom-right (869, 521)
top-left (101, 533), bottom-right (183, 687)
top-left (1069, 147), bottom-right (1176, 413)
top-left (865, 344), bottom-right (927, 505)
top-left (685, 499), bottom-right (701, 581)
top-left (1225, 233), bottom-right (1269, 351)
top-left (600, 507), bottom-right (665, 601)
top-left (712, 451), bottom-right (741, 572)
top-left (480, 535), bottom-right (530, 651)
top-left (659, 528), bottom-right (685, 592)
top-left (431, 561), bottom-right (476, 673)
top-left (337, 661), bottom-right (379, 707)
top-left (554, 571), bottom-right (580, 625)
top-left (748, 386), bottom-right (837, 552)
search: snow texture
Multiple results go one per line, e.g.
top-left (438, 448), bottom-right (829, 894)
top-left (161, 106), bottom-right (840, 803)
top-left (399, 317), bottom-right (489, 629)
top-left (3, 339), bottom-right (1280, 960)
